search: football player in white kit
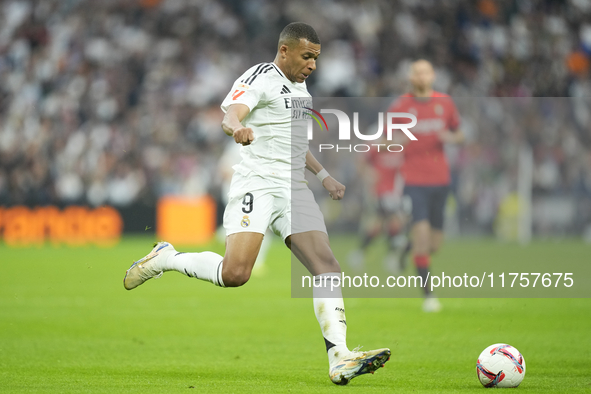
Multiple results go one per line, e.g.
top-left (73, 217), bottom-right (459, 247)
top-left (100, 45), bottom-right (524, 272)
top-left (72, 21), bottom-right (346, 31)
top-left (124, 22), bottom-right (390, 385)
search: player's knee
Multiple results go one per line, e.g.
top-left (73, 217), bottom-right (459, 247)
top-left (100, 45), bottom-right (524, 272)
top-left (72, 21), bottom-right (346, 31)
top-left (412, 242), bottom-right (430, 256)
top-left (223, 268), bottom-right (251, 287)
top-left (222, 261), bottom-right (252, 287)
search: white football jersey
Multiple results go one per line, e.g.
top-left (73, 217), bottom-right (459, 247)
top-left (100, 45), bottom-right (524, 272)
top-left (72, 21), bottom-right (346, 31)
top-left (221, 62), bottom-right (311, 184)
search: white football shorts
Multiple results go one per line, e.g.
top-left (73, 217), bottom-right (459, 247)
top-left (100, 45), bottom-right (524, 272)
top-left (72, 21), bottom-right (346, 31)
top-left (223, 172), bottom-right (327, 241)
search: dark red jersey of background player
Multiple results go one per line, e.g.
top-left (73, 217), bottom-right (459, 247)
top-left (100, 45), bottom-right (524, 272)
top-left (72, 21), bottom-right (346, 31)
top-left (366, 148), bottom-right (403, 196)
top-left (387, 91), bottom-right (460, 186)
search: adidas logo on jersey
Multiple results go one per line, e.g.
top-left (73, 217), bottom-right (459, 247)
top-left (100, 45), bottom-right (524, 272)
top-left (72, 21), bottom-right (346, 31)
top-left (280, 85), bottom-right (291, 94)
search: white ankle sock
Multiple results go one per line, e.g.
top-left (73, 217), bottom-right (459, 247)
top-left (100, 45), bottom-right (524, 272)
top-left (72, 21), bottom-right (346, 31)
top-left (161, 251), bottom-right (225, 287)
top-left (313, 272), bottom-right (349, 365)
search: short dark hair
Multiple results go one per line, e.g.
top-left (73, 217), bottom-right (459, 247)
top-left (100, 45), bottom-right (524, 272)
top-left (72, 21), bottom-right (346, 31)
top-left (278, 22), bottom-right (320, 48)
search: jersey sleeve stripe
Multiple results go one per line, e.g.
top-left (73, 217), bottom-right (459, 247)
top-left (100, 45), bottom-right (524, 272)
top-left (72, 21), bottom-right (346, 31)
top-left (270, 63), bottom-right (284, 77)
top-left (245, 65), bottom-right (273, 85)
top-left (241, 63), bottom-right (266, 84)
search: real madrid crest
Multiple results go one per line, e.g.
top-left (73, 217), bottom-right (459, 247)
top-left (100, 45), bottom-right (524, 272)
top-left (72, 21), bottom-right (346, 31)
top-left (241, 215), bottom-right (250, 228)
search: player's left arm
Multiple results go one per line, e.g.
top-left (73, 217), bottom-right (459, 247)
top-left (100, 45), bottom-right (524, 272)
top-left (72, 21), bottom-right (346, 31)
top-left (305, 150), bottom-right (345, 201)
top-left (438, 98), bottom-right (465, 144)
top-left (438, 128), bottom-right (465, 144)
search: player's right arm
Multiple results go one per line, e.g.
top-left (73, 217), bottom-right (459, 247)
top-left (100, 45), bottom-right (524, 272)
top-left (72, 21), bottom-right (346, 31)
top-left (222, 104), bottom-right (254, 146)
top-left (387, 97), bottom-right (412, 146)
top-left (220, 63), bottom-right (268, 146)
top-left (437, 97), bottom-right (464, 144)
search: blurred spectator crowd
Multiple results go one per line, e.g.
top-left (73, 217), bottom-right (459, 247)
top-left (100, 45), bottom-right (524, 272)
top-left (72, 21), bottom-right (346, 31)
top-left (0, 0), bottom-right (590, 233)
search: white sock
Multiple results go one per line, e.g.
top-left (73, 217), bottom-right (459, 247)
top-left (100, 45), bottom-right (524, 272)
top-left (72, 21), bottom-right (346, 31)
top-left (313, 272), bottom-right (349, 366)
top-left (160, 251), bottom-right (225, 287)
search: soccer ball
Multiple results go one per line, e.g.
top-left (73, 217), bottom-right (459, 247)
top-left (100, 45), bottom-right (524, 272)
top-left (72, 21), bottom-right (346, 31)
top-left (476, 344), bottom-right (526, 388)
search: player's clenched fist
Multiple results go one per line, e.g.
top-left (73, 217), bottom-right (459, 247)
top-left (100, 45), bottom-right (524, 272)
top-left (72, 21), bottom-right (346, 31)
top-left (233, 127), bottom-right (254, 145)
top-left (322, 177), bottom-right (346, 200)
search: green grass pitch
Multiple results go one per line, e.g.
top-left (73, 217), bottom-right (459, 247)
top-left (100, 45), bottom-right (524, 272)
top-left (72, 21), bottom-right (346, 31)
top-left (1, 237), bottom-right (590, 393)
